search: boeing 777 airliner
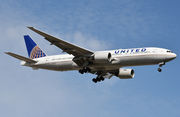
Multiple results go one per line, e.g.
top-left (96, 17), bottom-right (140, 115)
top-left (5, 27), bottom-right (177, 83)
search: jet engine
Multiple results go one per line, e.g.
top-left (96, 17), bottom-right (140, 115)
top-left (115, 68), bottom-right (135, 79)
top-left (93, 52), bottom-right (112, 63)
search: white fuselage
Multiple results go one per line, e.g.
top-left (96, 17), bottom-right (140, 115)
top-left (21, 47), bottom-right (177, 71)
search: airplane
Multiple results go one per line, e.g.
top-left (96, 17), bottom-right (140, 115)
top-left (5, 27), bottom-right (177, 83)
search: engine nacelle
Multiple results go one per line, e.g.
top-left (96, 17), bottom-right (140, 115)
top-left (115, 68), bottom-right (135, 79)
top-left (93, 52), bottom-right (112, 63)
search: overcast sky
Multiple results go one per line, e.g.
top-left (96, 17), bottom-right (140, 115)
top-left (0, 0), bottom-right (180, 117)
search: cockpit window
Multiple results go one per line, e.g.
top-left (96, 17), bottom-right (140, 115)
top-left (167, 51), bottom-right (173, 53)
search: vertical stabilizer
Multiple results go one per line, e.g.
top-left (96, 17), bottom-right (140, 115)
top-left (24, 35), bottom-right (47, 59)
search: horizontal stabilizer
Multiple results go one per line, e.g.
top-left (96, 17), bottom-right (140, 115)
top-left (5, 52), bottom-right (37, 63)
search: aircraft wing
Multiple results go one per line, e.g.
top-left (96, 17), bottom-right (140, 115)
top-left (28, 27), bottom-right (94, 57)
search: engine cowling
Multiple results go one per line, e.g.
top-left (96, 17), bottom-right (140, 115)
top-left (115, 68), bottom-right (135, 79)
top-left (93, 52), bottom-right (112, 63)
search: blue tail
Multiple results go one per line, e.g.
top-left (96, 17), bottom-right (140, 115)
top-left (24, 35), bottom-right (47, 59)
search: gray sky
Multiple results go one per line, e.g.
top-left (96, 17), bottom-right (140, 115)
top-left (1, 0), bottom-right (180, 117)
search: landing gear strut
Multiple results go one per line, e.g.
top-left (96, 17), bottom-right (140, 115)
top-left (157, 62), bottom-right (165, 72)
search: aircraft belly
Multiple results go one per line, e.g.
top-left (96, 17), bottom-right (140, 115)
top-left (35, 61), bottom-right (75, 71)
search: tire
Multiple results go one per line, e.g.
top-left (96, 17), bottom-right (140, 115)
top-left (157, 68), bottom-right (162, 72)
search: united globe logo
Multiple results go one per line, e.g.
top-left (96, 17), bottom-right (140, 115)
top-left (30, 45), bottom-right (46, 59)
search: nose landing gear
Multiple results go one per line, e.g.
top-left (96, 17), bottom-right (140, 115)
top-left (157, 62), bottom-right (165, 72)
top-left (157, 68), bottom-right (162, 72)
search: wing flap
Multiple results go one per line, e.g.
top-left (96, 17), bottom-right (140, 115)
top-left (5, 52), bottom-right (37, 63)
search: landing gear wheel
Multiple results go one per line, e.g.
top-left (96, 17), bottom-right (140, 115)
top-left (79, 67), bottom-right (91, 74)
top-left (83, 69), bottom-right (87, 73)
top-left (97, 78), bottom-right (101, 82)
top-left (92, 78), bottom-right (97, 83)
top-left (92, 76), bottom-right (105, 83)
top-left (101, 77), bottom-right (105, 81)
top-left (86, 67), bottom-right (91, 72)
top-left (79, 69), bottom-right (84, 74)
top-left (158, 68), bottom-right (162, 72)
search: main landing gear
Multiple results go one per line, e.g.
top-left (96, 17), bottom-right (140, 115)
top-left (157, 62), bottom-right (165, 72)
top-left (78, 67), bottom-right (105, 83)
top-left (79, 67), bottom-right (91, 74)
top-left (92, 75), bottom-right (105, 83)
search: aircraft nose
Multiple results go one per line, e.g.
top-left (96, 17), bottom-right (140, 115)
top-left (165, 53), bottom-right (177, 62)
top-left (174, 53), bottom-right (177, 58)
top-left (171, 53), bottom-right (177, 60)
